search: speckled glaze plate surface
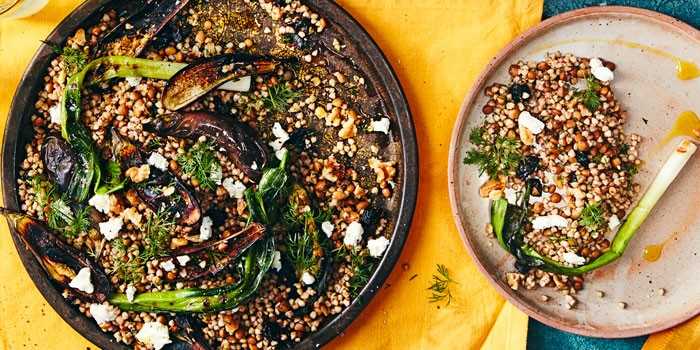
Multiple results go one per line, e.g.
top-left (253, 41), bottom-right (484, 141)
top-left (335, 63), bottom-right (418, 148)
top-left (448, 6), bottom-right (700, 338)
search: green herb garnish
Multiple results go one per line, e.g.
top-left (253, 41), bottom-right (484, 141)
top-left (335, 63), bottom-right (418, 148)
top-left (575, 76), bottom-right (601, 112)
top-left (44, 41), bottom-right (88, 75)
top-left (428, 264), bottom-right (456, 306)
top-left (343, 247), bottom-right (376, 298)
top-left (463, 127), bottom-right (521, 178)
top-left (111, 238), bottom-right (144, 284)
top-left (262, 83), bottom-right (298, 113)
top-left (177, 141), bottom-right (221, 191)
top-left (580, 202), bottom-right (606, 231)
top-left (140, 209), bottom-right (175, 262)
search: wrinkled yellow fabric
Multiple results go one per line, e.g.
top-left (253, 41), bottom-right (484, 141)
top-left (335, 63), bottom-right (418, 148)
top-left (1, 1), bottom-right (631, 349)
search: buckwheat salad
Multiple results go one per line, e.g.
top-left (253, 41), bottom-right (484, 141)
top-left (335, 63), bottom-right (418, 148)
top-left (8, 1), bottom-right (400, 349)
top-left (464, 52), bottom-right (646, 303)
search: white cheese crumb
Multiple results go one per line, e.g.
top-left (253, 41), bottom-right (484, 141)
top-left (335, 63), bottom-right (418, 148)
top-left (161, 259), bottom-right (176, 272)
top-left (125, 76), bottom-right (142, 87)
top-left (321, 221), bottom-right (334, 238)
top-left (218, 76), bottom-right (251, 92)
top-left (275, 148), bottom-right (288, 161)
top-left (532, 215), bottom-right (568, 230)
top-left (99, 217), bottom-right (123, 240)
top-left (563, 252), bottom-right (587, 266)
top-left (88, 193), bottom-right (113, 214)
top-left (49, 104), bottom-right (61, 124)
top-left (147, 152), bottom-right (169, 171)
top-left (69, 267), bottom-right (94, 294)
top-left (160, 186), bottom-right (175, 197)
top-left (209, 163), bottom-right (223, 186)
top-left (176, 255), bottom-right (191, 266)
top-left (367, 236), bottom-right (390, 257)
top-left (369, 118), bottom-right (391, 134)
top-left (269, 122), bottom-right (290, 151)
top-left (199, 260), bottom-right (207, 269)
top-left (301, 271), bottom-right (316, 285)
top-left (199, 216), bottom-right (213, 241)
top-left (518, 111), bottom-right (545, 134)
top-left (504, 188), bottom-right (518, 205)
top-left (251, 162), bottom-right (258, 170)
top-left (608, 214), bottom-right (620, 231)
top-left (222, 178), bottom-right (246, 198)
top-left (89, 304), bottom-right (115, 324)
top-left (272, 251), bottom-right (282, 271)
top-left (343, 221), bottom-right (364, 246)
top-left (136, 322), bottom-right (172, 350)
top-left (125, 285), bottom-right (136, 302)
top-left (590, 58), bottom-right (614, 82)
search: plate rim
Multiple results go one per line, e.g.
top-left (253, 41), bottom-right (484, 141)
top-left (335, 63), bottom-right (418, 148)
top-left (1, 1), bottom-right (418, 349)
top-left (447, 5), bottom-right (700, 338)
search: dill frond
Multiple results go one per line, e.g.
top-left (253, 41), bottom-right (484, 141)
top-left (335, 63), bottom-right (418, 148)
top-left (428, 264), bottom-right (456, 306)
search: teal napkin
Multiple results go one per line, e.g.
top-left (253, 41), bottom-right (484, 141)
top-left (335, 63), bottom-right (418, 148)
top-left (528, 1), bottom-right (699, 349)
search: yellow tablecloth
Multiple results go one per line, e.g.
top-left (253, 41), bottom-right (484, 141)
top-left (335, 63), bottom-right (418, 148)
top-left (0, 1), bottom-right (696, 349)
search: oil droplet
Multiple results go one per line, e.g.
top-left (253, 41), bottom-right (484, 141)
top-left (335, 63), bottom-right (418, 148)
top-left (676, 59), bottom-right (700, 80)
top-left (660, 111), bottom-right (700, 146)
top-left (643, 244), bottom-right (664, 262)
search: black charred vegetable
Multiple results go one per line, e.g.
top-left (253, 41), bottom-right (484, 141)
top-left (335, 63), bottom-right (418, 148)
top-left (162, 54), bottom-right (279, 111)
top-left (41, 136), bottom-right (77, 194)
top-left (2, 209), bottom-right (112, 302)
top-left (148, 111), bottom-right (269, 181)
top-left (169, 315), bottom-right (212, 350)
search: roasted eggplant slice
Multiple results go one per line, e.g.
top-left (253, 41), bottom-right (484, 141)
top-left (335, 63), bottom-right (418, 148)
top-left (161, 54), bottom-right (279, 111)
top-left (168, 315), bottom-right (212, 350)
top-left (42, 136), bottom-right (77, 193)
top-left (95, 0), bottom-right (190, 57)
top-left (3, 209), bottom-right (112, 302)
top-left (148, 111), bottom-right (269, 181)
top-left (110, 129), bottom-right (201, 226)
top-left (165, 223), bottom-right (265, 281)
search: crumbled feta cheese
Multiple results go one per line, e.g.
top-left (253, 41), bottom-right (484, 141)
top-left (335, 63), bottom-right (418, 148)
top-left (125, 77), bottom-right (142, 87)
top-left (343, 221), bottom-right (364, 246)
top-left (199, 216), bottom-right (213, 241)
top-left (176, 255), bottom-right (191, 266)
top-left (121, 207), bottom-right (142, 228)
top-left (532, 215), bottom-right (568, 230)
top-left (275, 148), bottom-right (287, 161)
top-left (301, 271), bottom-right (315, 285)
top-left (89, 303), bottom-right (115, 324)
top-left (504, 188), bottom-right (518, 205)
top-left (209, 163), bottom-right (223, 185)
top-left (88, 193), bottom-right (113, 214)
top-left (222, 178), bottom-right (246, 198)
top-left (125, 285), bottom-right (136, 302)
top-left (147, 152), bottom-right (169, 171)
top-left (218, 75), bottom-right (252, 92)
top-left (199, 260), bottom-right (207, 269)
top-left (590, 58), bottom-right (614, 82)
top-left (269, 122), bottom-right (290, 151)
top-left (367, 236), bottom-right (390, 257)
top-left (251, 162), bottom-right (258, 170)
top-left (49, 104), bottom-right (61, 124)
top-left (608, 214), bottom-right (620, 231)
top-left (69, 267), bottom-right (94, 294)
top-left (518, 111), bottom-right (545, 134)
top-left (369, 117), bottom-right (391, 134)
top-left (321, 221), bottom-right (334, 238)
top-left (563, 252), bottom-right (587, 266)
top-left (272, 251), bottom-right (282, 271)
top-left (99, 217), bottom-right (123, 240)
top-left (136, 322), bottom-right (172, 350)
top-left (161, 259), bottom-right (176, 272)
top-left (160, 186), bottom-right (175, 197)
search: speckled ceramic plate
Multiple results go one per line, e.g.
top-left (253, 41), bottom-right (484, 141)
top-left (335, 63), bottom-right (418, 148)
top-left (448, 6), bottom-right (700, 338)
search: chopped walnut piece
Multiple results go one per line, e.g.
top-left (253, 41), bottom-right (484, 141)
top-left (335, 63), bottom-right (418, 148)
top-left (125, 164), bottom-right (150, 183)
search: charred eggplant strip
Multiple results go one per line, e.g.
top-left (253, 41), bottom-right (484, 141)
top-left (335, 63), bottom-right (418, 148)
top-left (148, 111), bottom-right (269, 181)
top-left (2, 209), bottom-right (112, 302)
top-left (95, 0), bottom-right (189, 57)
top-left (41, 136), bottom-right (78, 194)
top-left (161, 53), bottom-right (279, 111)
top-left (110, 129), bottom-right (201, 226)
top-left (169, 223), bottom-right (265, 281)
top-left (170, 315), bottom-right (212, 350)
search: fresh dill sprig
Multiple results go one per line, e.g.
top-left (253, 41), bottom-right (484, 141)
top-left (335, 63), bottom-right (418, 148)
top-left (463, 127), bottom-right (521, 178)
top-left (47, 197), bottom-right (73, 230)
top-left (286, 231), bottom-right (317, 275)
top-left (428, 264), bottom-right (456, 306)
top-left (140, 209), bottom-right (175, 262)
top-left (334, 246), bottom-right (376, 298)
top-left (575, 76), bottom-right (601, 112)
top-left (44, 41), bottom-right (87, 75)
top-left (30, 175), bottom-right (55, 220)
top-left (262, 83), bottom-right (299, 113)
top-left (111, 238), bottom-right (144, 284)
top-left (63, 206), bottom-right (91, 237)
top-left (177, 141), bottom-right (222, 191)
top-left (580, 202), bottom-right (606, 231)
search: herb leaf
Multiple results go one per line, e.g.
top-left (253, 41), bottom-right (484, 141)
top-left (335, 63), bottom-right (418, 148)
top-left (575, 76), bottom-right (601, 112)
top-left (140, 209), bottom-right (175, 262)
top-left (463, 127), bottom-right (521, 178)
top-left (262, 83), bottom-right (299, 113)
top-left (336, 246), bottom-right (377, 298)
top-left (44, 41), bottom-right (88, 75)
top-left (177, 141), bottom-right (221, 191)
top-left (580, 202), bottom-right (606, 231)
top-left (428, 264), bottom-right (456, 306)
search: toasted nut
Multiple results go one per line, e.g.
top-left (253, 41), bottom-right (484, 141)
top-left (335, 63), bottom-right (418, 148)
top-left (479, 179), bottom-right (504, 198)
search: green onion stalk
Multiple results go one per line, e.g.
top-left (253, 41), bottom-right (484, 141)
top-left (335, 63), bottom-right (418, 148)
top-left (110, 151), bottom-right (291, 312)
top-left (492, 139), bottom-right (697, 275)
